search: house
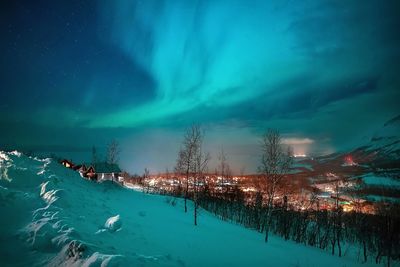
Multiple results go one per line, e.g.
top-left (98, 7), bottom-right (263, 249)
top-left (94, 162), bottom-right (123, 184)
top-left (61, 159), bottom-right (74, 169)
top-left (59, 159), bottom-right (122, 184)
top-left (84, 166), bottom-right (97, 181)
top-left (73, 165), bottom-right (88, 177)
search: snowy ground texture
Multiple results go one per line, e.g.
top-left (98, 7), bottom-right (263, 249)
top-left (0, 151), bottom-right (391, 267)
top-left (360, 173), bottom-right (400, 187)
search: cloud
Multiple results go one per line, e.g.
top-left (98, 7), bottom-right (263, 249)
top-left (91, 0), bottom-right (306, 127)
top-left (89, 0), bottom-right (396, 129)
top-left (282, 138), bottom-right (314, 145)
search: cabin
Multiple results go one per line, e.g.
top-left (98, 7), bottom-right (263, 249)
top-left (61, 159), bottom-right (74, 169)
top-left (59, 159), bottom-right (122, 184)
top-left (84, 166), bottom-right (97, 181)
top-left (73, 165), bottom-right (88, 177)
top-left (95, 163), bottom-right (123, 184)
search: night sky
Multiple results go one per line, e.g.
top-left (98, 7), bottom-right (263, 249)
top-left (1, 0), bottom-right (399, 174)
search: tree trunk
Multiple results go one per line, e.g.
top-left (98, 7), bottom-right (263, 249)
top-left (376, 251), bottom-right (381, 264)
top-left (264, 203), bottom-right (272, 243)
top-left (184, 197), bottom-right (187, 213)
top-left (184, 171), bottom-right (189, 213)
top-left (337, 208), bottom-right (342, 257)
top-left (363, 239), bottom-right (367, 263)
top-left (194, 201), bottom-right (198, 226)
top-left (265, 224), bottom-right (269, 242)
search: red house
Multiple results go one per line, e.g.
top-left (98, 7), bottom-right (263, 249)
top-left (84, 166), bottom-right (97, 181)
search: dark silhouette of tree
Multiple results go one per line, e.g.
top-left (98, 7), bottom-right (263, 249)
top-left (175, 125), bottom-right (210, 225)
top-left (175, 125), bottom-right (202, 213)
top-left (218, 146), bottom-right (228, 192)
top-left (106, 140), bottom-right (120, 166)
top-left (143, 167), bottom-right (150, 193)
top-left (258, 129), bottom-right (293, 243)
top-left (193, 140), bottom-right (210, 225)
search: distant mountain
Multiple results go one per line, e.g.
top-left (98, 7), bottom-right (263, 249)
top-left (327, 114), bottom-right (400, 169)
top-left (294, 115), bottom-right (400, 202)
top-left (366, 114), bottom-right (400, 159)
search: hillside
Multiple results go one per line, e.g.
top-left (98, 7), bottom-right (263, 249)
top-left (0, 151), bottom-right (379, 267)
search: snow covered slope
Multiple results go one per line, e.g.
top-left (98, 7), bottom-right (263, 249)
top-left (366, 114), bottom-right (400, 159)
top-left (0, 151), bottom-right (379, 267)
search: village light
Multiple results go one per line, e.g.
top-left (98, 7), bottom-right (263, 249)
top-left (342, 205), bottom-right (353, 212)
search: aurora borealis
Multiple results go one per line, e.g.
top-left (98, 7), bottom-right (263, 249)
top-left (1, 0), bottom-right (399, 173)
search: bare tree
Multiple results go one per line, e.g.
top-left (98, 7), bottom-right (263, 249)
top-left (258, 129), bottom-right (293, 243)
top-left (218, 146), bottom-right (231, 194)
top-left (218, 146), bottom-right (227, 186)
top-left (193, 137), bottom-right (210, 226)
top-left (165, 167), bottom-right (170, 180)
top-left (175, 125), bottom-right (203, 213)
top-left (174, 149), bottom-right (185, 195)
top-left (143, 167), bottom-right (150, 193)
top-left (175, 148), bottom-right (190, 212)
top-left (143, 167), bottom-right (150, 178)
top-left (107, 139), bottom-right (120, 166)
top-left (331, 175), bottom-right (353, 257)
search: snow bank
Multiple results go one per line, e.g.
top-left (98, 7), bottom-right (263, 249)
top-left (361, 173), bottom-right (400, 187)
top-left (124, 182), bottom-right (143, 191)
top-left (104, 214), bottom-right (122, 232)
top-left (365, 195), bottom-right (400, 203)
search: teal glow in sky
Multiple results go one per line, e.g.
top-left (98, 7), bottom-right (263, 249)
top-left (1, 0), bottom-right (399, 173)
top-left (94, 0), bottom-right (301, 127)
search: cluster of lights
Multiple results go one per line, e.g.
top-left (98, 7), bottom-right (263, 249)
top-left (137, 170), bottom-right (375, 214)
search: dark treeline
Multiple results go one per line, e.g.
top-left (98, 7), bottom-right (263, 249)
top-left (156, 184), bottom-right (400, 267)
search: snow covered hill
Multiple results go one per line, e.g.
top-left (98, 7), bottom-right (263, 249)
top-left (311, 114), bottom-right (400, 167)
top-left (364, 114), bottom-right (400, 160)
top-left (348, 115), bottom-right (400, 196)
top-left (0, 151), bottom-right (383, 266)
top-left (299, 115), bottom-right (400, 200)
